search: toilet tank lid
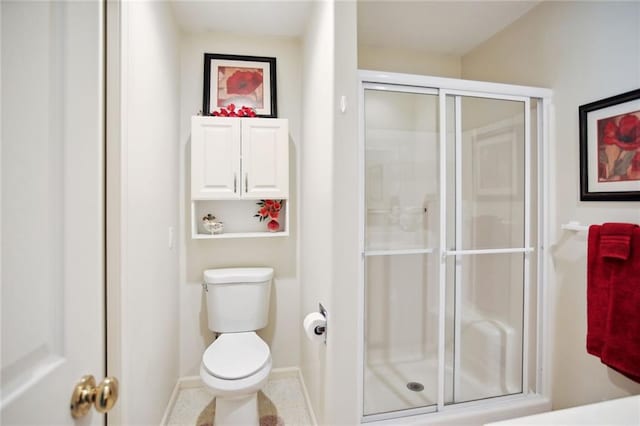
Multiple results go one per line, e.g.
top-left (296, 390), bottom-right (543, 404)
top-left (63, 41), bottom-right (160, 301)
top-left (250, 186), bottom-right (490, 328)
top-left (204, 267), bottom-right (274, 284)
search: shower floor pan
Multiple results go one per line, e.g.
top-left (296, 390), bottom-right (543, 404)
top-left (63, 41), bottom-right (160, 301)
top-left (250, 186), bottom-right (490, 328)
top-left (363, 356), bottom-right (502, 417)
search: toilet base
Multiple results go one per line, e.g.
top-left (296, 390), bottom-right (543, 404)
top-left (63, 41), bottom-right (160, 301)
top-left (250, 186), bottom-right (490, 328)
top-left (214, 393), bottom-right (259, 426)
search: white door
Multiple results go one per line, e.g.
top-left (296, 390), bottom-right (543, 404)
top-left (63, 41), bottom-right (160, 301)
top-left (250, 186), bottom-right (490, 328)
top-left (1, 1), bottom-right (106, 424)
top-left (191, 117), bottom-right (242, 200)
top-left (241, 118), bottom-right (289, 199)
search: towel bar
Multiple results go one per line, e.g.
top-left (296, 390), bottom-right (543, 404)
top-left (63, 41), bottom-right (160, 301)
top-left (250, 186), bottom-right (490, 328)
top-left (561, 221), bottom-right (589, 232)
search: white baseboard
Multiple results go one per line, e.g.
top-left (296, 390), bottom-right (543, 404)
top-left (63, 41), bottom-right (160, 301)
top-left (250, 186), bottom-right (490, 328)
top-left (270, 366), bottom-right (300, 379)
top-left (270, 367), bottom-right (318, 425)
top-left (160, 368), bottom-right (317, 425)
top-left (294, 368), bottom-right (318, 426)
top-left (159, 379), bottom-right (180, 425)
top-left (159, 376), bottom-right (208, 424)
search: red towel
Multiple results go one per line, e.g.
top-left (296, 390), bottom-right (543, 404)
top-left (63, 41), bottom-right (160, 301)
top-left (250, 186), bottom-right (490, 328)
top-left (600, 226), bottom-right (640, 382)
top-left (600, 222), bottom-right (636, 260)
top-left (587, 225), bottom-right (608, 357)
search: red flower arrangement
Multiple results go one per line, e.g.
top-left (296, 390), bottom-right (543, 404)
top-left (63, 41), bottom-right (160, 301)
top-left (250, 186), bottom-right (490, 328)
top-left (254, 199), bottom-right (284, 232)
top-left (211, 103), bottom-right (257, 117)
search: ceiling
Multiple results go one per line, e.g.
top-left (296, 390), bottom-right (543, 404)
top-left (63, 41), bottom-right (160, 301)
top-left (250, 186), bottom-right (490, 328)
top-left (171, 0), bottom-right (540, 56)
top-left (358, 1), bottom-right (540, 56)
top-left (170, 1), bottom-right (313, 37)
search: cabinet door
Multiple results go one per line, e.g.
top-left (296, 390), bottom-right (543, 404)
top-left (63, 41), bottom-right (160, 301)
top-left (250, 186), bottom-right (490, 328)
top-left (191, 117), bottom-right (241, 199)
top-left (241, 118), bottom-right (289, 199)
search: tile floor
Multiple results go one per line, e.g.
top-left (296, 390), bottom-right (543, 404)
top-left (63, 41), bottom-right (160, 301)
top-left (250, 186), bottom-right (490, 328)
top-left (166, 372), bottom-right (314, 426)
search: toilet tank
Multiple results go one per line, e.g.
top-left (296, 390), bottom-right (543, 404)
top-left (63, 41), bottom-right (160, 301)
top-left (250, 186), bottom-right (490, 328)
top-left (203, 267), bottom-right (273, 333)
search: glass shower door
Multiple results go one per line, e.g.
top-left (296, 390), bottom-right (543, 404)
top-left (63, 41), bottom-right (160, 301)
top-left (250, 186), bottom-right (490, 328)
top-left (362, 86), bottom-right (440, 416)
top-left (443, 94), bottom-right (530, 405)
top-left (361, 85), bottom-right (535, 420)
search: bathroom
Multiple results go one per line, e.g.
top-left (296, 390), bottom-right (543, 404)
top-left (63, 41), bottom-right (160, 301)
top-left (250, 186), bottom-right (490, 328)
top-left (1, 0), bottom-right (640, 425)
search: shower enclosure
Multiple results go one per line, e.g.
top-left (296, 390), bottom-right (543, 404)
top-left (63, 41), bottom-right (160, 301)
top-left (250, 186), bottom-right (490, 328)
top-left (358, 72), bottom-right (552, 422)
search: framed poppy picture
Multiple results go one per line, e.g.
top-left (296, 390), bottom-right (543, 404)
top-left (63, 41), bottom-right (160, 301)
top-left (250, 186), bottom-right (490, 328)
top-left (203, 53), bottom-right (277, 118)
top-left (579, 88), bottom-right (640, 201)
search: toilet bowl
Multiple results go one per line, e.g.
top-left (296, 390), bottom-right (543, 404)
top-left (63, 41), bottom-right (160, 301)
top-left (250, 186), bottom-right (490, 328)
top-left (200, 267), bottom-right (274, 426)
top-left (200, 332), bottom-right (272, 425)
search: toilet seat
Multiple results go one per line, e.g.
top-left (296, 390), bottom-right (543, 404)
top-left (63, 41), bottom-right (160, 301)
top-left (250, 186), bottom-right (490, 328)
top-left (202, 332), bottom-right (270, 380)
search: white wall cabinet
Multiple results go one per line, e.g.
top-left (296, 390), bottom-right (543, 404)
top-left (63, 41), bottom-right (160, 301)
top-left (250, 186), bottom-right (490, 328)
top-left (190, 116), bottom-right (290, 238)
top-left (191, 116), bottom-right (289, 200)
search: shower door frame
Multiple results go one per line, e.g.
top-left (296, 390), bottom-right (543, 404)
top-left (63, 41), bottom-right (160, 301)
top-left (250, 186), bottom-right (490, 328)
top-left (358, 70), bottom-right (554, 423)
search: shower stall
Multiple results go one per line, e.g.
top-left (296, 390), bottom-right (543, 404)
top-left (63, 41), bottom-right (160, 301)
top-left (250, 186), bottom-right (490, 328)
top-left (358, 71), bottom-right (552, 422)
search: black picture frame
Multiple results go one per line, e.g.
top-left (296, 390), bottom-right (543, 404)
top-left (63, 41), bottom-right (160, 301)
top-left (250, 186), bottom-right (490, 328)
top-left (579, 88), bottom-right (640, 201)
top-left (203, 53), bottom-right (277, 118)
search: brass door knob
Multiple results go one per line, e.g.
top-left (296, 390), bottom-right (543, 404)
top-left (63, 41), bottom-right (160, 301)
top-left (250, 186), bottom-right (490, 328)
top-left (70, 375), bottom-right (119, 418)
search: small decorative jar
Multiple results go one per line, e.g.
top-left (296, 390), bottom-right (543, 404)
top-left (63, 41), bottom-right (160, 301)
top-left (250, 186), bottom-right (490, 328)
top-left (202, 213), bottom-right (224, 235)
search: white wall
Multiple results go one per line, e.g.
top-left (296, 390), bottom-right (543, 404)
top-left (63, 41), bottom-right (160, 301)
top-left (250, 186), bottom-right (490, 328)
top-left (462, 0), bottom-right (640, 409)
top-left (325, 1), bottom-right (360, 423)
top-left (299, 1), bottom-right (335, 422)
top-left (178, 32), bottom-right (302, 376)
top-left (358, 44), bottom-right (461, 78)
top-left (118, 2), bottom-right (181, 423)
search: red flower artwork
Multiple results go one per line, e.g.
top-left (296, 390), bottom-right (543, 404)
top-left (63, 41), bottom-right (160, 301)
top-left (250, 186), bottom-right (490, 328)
top-left (630, 151), bottom-right (640, 180)
top-left (601, 113), bottom-right (640, 150)
top-left (226, 70), bottom-right (263, 95)
top-left (217, 66), bottom-right (265, 109)
top-left (597, 111), bottom-right (640, 182)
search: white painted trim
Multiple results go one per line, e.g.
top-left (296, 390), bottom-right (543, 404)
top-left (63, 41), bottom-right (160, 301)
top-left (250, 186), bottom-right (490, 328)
top-left (174, 375), bottom-right (204, 389)
top-left (268, 366), bottom-right (299, 380)
top-left (359, 70), bottom-right (553, 99)
top-left (158, 376), bottom-right (210, 425)
top-left (540, 98), bottom-right (555, 399)
top-left (106, 1), bottom-right (123, 424)
top-left (294, 368), bottom-right (319, 426)
top-left (159, 379), bottom-right (182, 426)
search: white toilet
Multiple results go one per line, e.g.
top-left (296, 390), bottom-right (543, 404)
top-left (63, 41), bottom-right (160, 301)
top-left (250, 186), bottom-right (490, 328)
top-left (200, 267), bottom-right (273, 426)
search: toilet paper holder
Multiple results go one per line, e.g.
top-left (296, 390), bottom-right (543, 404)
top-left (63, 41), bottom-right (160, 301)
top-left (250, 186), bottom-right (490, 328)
top-left (315, 303), bottom-right (328, 338)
